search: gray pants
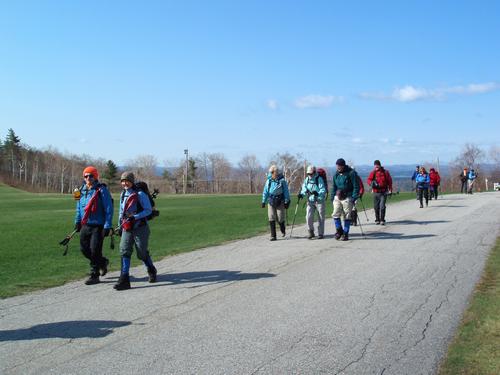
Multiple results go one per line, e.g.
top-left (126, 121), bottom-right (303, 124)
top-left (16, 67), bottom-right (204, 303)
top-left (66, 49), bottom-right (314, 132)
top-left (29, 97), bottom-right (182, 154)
top-left (268, 203), bottom-right (286, 223)
top-left (120, 224), bottom-right (151, 261)
top-left (373, 192), bottom-right (387, 222)
top-left (307, 201), bottom-right (325, 235)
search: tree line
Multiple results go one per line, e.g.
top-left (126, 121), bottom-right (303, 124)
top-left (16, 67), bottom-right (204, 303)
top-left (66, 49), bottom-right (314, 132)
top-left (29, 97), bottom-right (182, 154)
top-left (1, 128), bottom-right (499, 194)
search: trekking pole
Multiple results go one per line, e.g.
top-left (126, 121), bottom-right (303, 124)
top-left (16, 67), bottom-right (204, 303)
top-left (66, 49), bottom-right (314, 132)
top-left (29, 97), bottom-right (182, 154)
top-left (110, 228), bottom-right (115, 250)
top-left (359, 197), bottom-right (369, 222)
top-left (59, 229), bottom-right (78, 256)
top-left (288, 196), bottom-right (302, 239)
top-left (356, 213), bottom-right (366, 239)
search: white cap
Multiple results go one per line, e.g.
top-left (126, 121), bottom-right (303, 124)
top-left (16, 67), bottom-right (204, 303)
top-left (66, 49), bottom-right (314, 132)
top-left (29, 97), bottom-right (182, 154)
top-left (306, 165), bottom-right (315, 174)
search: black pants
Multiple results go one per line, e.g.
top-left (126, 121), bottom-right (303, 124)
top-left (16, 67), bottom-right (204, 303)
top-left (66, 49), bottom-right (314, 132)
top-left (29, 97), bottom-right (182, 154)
top-left (430, 186), bottom-right (438, 199)
top-left (418, 188), bottom-right (429, 206)
top-left (80, 224), bottom-right (106, 275)
top-left (373, 192), bottom-right (387, 221)
top-left (460, 180), bottom-right (467, 193)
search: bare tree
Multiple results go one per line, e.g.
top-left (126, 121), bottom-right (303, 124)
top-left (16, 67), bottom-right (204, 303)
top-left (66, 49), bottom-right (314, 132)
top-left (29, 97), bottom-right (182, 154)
top-left (455, 143), bottom-right (484, 170)
top-left (238, 154), bottom-right (261, 193)
top-left (269, 152), bottom-right (306, 193)
top-left (126, 154), bottom-right (158, 184)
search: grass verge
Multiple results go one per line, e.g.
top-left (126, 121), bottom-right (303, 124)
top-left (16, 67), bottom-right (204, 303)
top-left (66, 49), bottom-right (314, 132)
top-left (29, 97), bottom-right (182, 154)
top-left (439, 237), bottom-right (500, 375)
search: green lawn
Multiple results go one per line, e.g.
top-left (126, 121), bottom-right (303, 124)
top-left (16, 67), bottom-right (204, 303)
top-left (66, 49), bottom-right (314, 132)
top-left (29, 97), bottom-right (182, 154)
top-left (439, 237), bottom-right (500, 375)
top-left (0, 184), bottom-right (414, 298)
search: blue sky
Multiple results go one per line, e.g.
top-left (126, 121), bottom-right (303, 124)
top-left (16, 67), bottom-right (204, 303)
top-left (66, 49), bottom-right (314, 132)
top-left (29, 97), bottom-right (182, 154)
top-left (1, 0), bottom-right (499, 167)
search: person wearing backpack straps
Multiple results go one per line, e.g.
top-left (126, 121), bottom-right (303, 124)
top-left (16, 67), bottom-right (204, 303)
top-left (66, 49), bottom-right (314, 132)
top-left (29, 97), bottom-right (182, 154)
top-left (367, 160), bottom-right (393, 225)
top-left (261, 165), bottom-right (290, 241)
top-left (298, 165), bottom-right (327, 239)
top-left (331, 158), bottom-right (360, 241)
top-left (74, 166), bottom-right (113, 285)
top-left (114, 172), bottom-right (158, 291)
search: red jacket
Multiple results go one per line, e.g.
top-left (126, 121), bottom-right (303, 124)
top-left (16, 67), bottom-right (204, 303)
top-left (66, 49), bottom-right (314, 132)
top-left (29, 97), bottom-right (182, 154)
top-left (429, 169), bottom-right (441, 186)
top-left (367, 167), bottom-right (393, 193)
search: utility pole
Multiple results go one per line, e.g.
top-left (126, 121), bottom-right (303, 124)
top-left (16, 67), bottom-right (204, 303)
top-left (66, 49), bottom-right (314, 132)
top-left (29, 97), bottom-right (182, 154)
top-left (183, 149), bottom-right (189, 194)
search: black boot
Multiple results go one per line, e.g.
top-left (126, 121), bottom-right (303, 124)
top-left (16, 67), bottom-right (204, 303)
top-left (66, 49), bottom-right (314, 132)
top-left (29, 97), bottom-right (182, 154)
top-left (341, 232), bottom-right (349, 241)
top-left (114, 274), bottom-right (131, 290)
top-left (269, 221), bottom-right (277, 241)
top-left (100, 257), bottom-right (109, 277)
top-left (381, 208), bottom-right (386, 225)
top-left (279, 222), bottom-right (286, 237)
top-left (147, 266), bottom-right (157, 283)
top-left (84, 272), bottom-right (100, 285)
top-left (335, 227), bottom-right (344, 240)
top-left (308, 229), bottom-right (315, 239)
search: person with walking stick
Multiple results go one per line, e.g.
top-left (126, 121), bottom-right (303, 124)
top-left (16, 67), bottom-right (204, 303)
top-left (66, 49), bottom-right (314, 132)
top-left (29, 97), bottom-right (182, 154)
top-left (298, 165), bottom-right (327, 239)
top-left (367, 160), bottom-right (393, 225)
top-left (261, 165), bottom-right (290, 241)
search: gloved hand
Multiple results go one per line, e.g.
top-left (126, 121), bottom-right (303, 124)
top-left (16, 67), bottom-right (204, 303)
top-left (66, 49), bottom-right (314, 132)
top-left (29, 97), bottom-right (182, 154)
top-left (103, 228), bottom-right (111, 237)
top-left (261, 203), bottom-right (266, 208)
top-left (297, 193), bottom-right (304, 200)
top-left (312, 191), bottom-right (319, 197)
top-left (74, 222), bottom-right (82, 232)
top-left (284, 201), bottom-right (290, 209)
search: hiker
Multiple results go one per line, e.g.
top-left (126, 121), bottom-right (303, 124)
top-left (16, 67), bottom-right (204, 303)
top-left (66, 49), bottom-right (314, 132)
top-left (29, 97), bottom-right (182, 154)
top-left (411, 165), bottom-right (420, 199)
top-left (114, 172), bottom-right (158, 291)
top-left (367, 160), bottom-right (393, 225)
top-left (74, 166), bottom-right (113, 285)
top-left (331, 158), bottom-right (360, 241)
top-left (415, 166), bottom-right (430, 208)
top-left (261, 165), bottom-right (290, 241)
top-left (459, 168), bottom-right (468, 194)
top-left (429, 168), bottom-right (441, 200)
top-left (298, 165), bottom-right (327, 239)
top-left (467, 169), bottom-right (477, 194)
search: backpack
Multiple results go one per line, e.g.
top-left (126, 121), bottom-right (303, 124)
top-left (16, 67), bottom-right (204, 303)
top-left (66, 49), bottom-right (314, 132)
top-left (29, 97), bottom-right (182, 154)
top-left (121, 181), bottom-right (160, 221)
top-left (371, 168), bottom-right (388, 190)
top-left (357, 175), bottom-right (365, 198)
top-left (316, 168), bottom-right (329, 198)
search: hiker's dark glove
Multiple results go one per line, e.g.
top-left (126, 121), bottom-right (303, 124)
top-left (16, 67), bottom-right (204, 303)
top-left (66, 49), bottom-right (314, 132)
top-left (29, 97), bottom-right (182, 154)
top-left (74, 222), bottom-right (81, 232)
top-left (103, 228), bottom-right (111, 237)
top-left (261, 203), bottom-right (265, 208)
top-left (312, 191), bottom-right (319, 197)
top-left (297, 193), bottom-right (304, 200)
top-left (284, 202), bottom-right (290, 209)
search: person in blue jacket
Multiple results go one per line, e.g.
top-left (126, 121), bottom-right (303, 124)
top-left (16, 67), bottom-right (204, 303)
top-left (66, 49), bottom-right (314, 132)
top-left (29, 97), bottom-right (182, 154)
top-left (467, 168), bottom-right (477, 194)
top-left (415, 166), bottom-right (430, 208)
top-left (74, 166), bottom-right (113, 285)
top-left (114, 172), bottom-right (158, 291)
top-left (262, 165), bottom-right (290, 241)
top-left (411, 165), bottom-right (420, 199)
top-left (298, 165), bottom-right (327, 239)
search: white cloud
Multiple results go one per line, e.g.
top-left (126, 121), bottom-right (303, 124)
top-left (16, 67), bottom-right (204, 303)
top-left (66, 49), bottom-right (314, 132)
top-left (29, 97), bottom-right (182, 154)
top-left (352, 137), bottom-right (363, 144)
top-left (294, 94), bottom-right (343, 109)
top-left (361, 82), bottom-right (500, 102)
top-left (267, 99), bottom-right (279, 110)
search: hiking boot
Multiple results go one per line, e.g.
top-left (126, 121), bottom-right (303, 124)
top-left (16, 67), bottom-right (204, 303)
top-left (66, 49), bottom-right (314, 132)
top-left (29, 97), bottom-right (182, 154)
top-left (279, 222), bottom-right (286, 237)
top-left (100, 258), bottom-right (109, 276)
top-left (308, 230), bottom-right (315, 239)
top-left (420, 204), bottom-right (423, 208)
top-left (269, 221), bottom-right (277, 241)
top-left (381, 221), bottom-right (386, 226)
top-left (335, 227), bottom-right (344, 240)
top-left (147, 266), bottom-right (157, 283)
top-left (375, 221), bottom-right (380, 225)
top-left (317, 234), bottom-right (324, 239)
top-left (114, 274), bottom-right (131, 291)
top-left (341, 233), bottom-right (349, 241)
top-left (84, 273), bottom-right (100, 285)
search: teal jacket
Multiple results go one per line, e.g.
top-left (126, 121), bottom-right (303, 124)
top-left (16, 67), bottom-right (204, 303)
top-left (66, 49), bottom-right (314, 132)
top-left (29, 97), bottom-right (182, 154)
top-left (262, 174), bottom-right (290, 204)
top-left (331, 166), bottom-right (360, 200)
top-left (300, 174), bottom-right (326, 203)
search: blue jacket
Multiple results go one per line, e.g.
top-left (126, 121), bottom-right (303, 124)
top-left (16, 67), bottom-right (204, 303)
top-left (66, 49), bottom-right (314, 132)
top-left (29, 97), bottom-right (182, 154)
top-left (119, 188), bottom-right (152, 228)
top-left (468, 171), bottom-right (477, 180)
top-left (415, 173), bottom-right (430, 189)
top-left (300, 174), bottom-right (326, 203)
top-left (75, 182), bottom-right (113, 229)
top-left (411, 170), bottom-right (419, 181)
top-left (262, 174), bottom-right (290, 204)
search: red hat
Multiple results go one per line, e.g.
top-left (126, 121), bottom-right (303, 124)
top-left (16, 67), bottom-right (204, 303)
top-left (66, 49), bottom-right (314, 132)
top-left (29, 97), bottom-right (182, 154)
top-left (83, 166), bottom-right (99, 180)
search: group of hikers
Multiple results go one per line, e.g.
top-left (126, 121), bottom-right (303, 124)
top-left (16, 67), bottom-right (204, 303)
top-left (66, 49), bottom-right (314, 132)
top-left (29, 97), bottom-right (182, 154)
top-left (411, 165), bottom-right (442, 208)
top-left (262, 158), bottom-right (394, 242)
top-left (458, 167), bottom-right (477, 194)
top-left (73, 166), bottom-right (157, 290)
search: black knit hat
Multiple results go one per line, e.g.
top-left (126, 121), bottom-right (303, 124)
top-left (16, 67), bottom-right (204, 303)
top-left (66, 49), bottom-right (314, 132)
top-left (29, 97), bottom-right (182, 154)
top-left (336, 158), bottom-right (346, 166)
top-left (374, 160), bottom-right (381, 166)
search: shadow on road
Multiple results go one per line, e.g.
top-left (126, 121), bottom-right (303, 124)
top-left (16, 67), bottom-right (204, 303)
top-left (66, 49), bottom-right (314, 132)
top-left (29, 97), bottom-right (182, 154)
top-left (123, 270), bottom-right (276, 290)
top-left (350, 232), bottom-right (436, 240)
top-left (389, 220), bottom-right (450, 225)
top-left (0, 320), bottom-right (131, 342)
top-left (429, 205), bottom-right (466, 208)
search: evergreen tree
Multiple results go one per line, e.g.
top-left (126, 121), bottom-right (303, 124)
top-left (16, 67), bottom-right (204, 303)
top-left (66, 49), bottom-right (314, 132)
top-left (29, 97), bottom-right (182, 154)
top-left (4, 128), bottom-right (21, 178)
top-left (102, 159), bottom-right (118, 183)
top-left (188, 158), bottom-right (197, 188)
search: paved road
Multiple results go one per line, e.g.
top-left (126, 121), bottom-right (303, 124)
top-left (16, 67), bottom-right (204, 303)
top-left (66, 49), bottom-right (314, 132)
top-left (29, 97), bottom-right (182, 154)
top-left (1, 193), bottom-right (499, 374)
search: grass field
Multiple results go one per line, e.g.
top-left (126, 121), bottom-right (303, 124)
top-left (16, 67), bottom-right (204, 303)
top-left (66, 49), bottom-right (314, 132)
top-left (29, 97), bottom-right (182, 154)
top-left (438, 237), bottom-right (500, 375)
top-left (0, 184), bottom-right (414, 298)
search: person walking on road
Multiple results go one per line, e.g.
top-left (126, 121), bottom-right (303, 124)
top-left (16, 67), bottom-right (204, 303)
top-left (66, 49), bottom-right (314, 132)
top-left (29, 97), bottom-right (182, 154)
top-left (367, 160), bottom-right (393, 225)
top-left (331, 158), bottom-right (359, 241)
top-left (74, 166), bottom-right (113, 285)
top-left (114, 172), bottom-right (158, 291)
top-left (298, 165), bottom-right (327, 239)
top-left (429, 168), bottom-right (441, 200)
top-left (411, 165), bottom-right (420, 199)
top-left (467, 168), bottom-right (477, 194)
top-left (415, 167), bottom-right (430, 208)
top-left (262, 165), bottom-right (290, 241)
top-left (459, 167), bottom-right (468, 194)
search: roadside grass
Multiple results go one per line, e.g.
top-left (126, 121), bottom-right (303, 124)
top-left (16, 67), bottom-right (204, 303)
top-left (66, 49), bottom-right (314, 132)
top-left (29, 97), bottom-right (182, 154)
top-left (0, 184), bottom-right (414, 298)
top-left (438, 237), bottom-right (500, 375)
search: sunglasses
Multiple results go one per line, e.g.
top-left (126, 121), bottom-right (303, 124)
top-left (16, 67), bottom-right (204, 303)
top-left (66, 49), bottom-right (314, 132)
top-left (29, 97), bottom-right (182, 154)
top-left (84, 174), bottom-right (94, 179)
